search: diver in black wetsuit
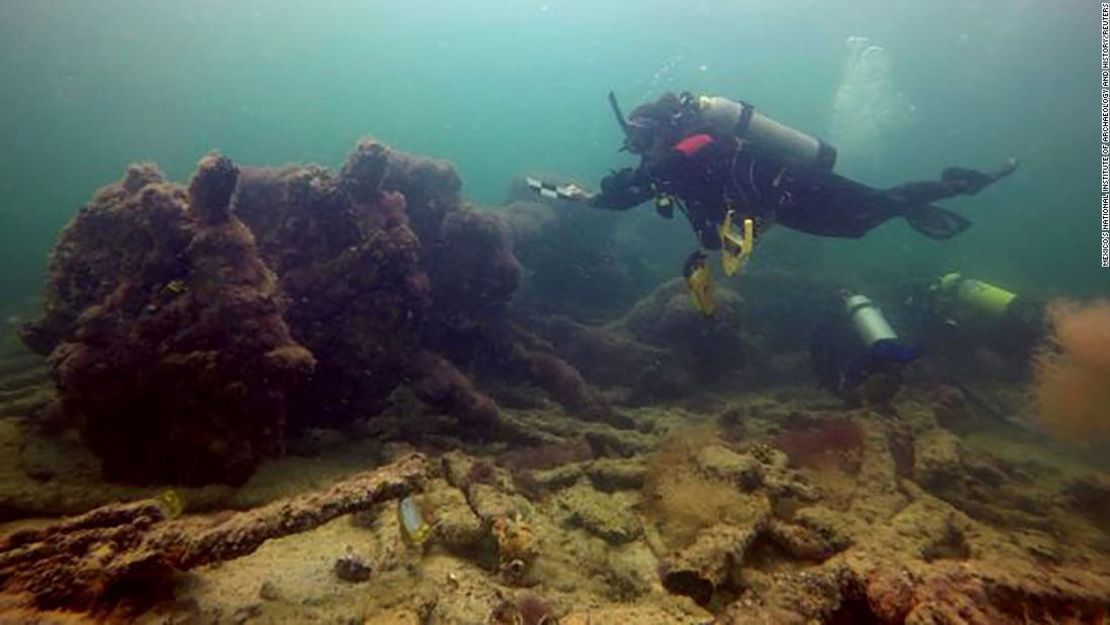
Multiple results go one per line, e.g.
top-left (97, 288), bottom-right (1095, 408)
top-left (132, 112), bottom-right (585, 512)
top-left (593, 90), bottom-right (1017, 243)
top-left (537, 91), bottom-right (1018, 314)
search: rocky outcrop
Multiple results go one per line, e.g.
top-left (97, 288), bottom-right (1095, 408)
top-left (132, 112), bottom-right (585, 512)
top-left (20, 155), bottom-right (315, 485)
top-left (616, 278), bottom-right (749, 384)
top-left (20, 139), bottom-right (622, 485)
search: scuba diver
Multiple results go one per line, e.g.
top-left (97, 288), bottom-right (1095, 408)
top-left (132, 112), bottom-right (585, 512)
top-left (810, 291), bottom-right (921, 407)
top-left (903, 272), bottom-right (1047, 366)
top-left (529, 91), bottom-right (1018, 315)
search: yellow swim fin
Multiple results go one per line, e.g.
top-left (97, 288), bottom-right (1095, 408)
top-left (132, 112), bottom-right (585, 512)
top-left (683, 251), bottom-right (717, 317)
top-left (719, 211), bottom-right (754, 277)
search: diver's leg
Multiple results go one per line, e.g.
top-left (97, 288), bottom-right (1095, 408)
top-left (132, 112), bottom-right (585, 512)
top-left (775, 177), bottom-right (900, 238)
top-left (881, 158), bottom-right (1017, 240)
top-left (885, 158), bottom-right (1018, 205)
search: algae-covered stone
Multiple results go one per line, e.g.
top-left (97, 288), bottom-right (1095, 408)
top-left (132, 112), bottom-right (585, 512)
top-left (606, 542), bottom-right (661, 600)
top-left (912, 428), bottom-right (963, 487)
top-left (430, 485), bottom-right (484, 552)
top-left (794, 505), bottom-right (853, 553)
top-left (767, 505), bottom-right (852, 561)
top-left (420, 571), bottom-right (504, 625)
top-left (583, 427), bottom-right (654, 457)
top-left (695, 445), bottom-right (762, 490)
top-left (468, 483), bottom-right (521, 522)
top-left (587, 457), bottom-right (647, 492)
top-left (441, 451), bottom-right (484, 490)
top-left (1012, 529), bottom-right (1062, 563)
top-left (532, 463), bottom-right (585, 491)
top-left (563, 605), bottom-right (713, 625)
top-left (558, 482), bottom-right (643, 544)
top-left (1062, 471), bottom-right (1110, 524)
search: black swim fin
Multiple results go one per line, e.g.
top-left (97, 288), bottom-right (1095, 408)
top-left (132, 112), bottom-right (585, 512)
top-left (942, 157), bottom-right (1019, 195)
top-left (904, 203), bottom-right (971, 240)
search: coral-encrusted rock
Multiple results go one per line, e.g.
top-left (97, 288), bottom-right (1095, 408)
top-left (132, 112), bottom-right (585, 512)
top-left (606, 542), bottom-right (661, 599)
top-left (695, 445), bottom-right (763, 490)
top-left (234, 156), bottom-right (430, 428)
top-left (524, 313), bottom-right (688, 401)
top-left (188, 153), bottom-right (240, 224)
top-left (22, 155), bottom-right (314, 485)
top-left (20, 163), bottom-right (177, 355)
top-left (425, 209), bottom-right (520, 328)
top-left (235, 139), bottom-right (588, 427)
top-left (766, 511), bottom-right (852, 562)
top-left (1062, 471), bottom-right (1110, 525)
top-left (428, 483), bottom-right (484, 554)
top-left (910, 428), bottom-right (1052, 528)
top-left (503, 176), bottom-right (644, 321)
top-left (586, 457), bottom-right (647, 492)
top-left (615, 278), bottom-right (750, 382)
top-left (563, 605), bottom-right (712, 625)
top-left (557, 482), bottom-right (643, 544)
top-left (20, 137), bottom-right (628, 485)
top-left (661, 524), bottom-right (761, 606)
top-left (863, 557), bottom-right (1110, 624)
top-left (792, 505), bottom-right (854, 553)
top-left (660, 493), bottom-right (771, 605)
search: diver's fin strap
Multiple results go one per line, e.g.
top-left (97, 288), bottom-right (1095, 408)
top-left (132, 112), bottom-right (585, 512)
top-left (526, 177), bottom-right (587, 202)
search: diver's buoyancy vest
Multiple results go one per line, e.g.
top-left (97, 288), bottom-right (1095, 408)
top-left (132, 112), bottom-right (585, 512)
top-left (696, 96), bottom-right (837, 172)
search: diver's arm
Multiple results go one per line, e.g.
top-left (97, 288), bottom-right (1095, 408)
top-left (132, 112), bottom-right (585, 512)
top-left (588, 167), bottom-right (655, 210)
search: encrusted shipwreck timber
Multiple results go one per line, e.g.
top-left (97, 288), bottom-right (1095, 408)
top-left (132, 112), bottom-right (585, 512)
top-left (0, 453), bottom-right (428, 612)
top-left (2, 139), bottom-right (1109, 623)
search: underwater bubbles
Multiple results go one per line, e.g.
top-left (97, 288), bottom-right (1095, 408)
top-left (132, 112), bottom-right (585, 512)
top-left (829, 36), bottom-right (917, 176)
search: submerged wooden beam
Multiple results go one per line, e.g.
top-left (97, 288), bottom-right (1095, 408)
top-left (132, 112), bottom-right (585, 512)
top-left (0, 453), bottom-right (429, 612)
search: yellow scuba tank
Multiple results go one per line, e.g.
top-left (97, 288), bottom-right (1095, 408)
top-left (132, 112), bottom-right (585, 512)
top-left (719, 211), bottom-right (755, 277)
top-left (696, 95), bottom-right (837, 171)
top-left (937, 273), bottom-right (1016, 318)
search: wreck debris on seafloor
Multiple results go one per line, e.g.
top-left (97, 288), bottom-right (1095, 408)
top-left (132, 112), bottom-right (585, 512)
top-left (0, 382), bottom-right (1108, 622)
top-left (1, 139), bottom-right (1108, 624)
top-left (0, 453), bottom-right (428, 613)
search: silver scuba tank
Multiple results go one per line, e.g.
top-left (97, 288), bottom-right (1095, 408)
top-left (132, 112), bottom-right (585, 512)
top-left (844, 294), bottom-right (897, 348)
top-left (696, 95), bottom-right (837, 171)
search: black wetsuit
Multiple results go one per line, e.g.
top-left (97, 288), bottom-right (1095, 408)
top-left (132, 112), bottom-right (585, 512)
top-left (590, 128), bottom-right (1014, 247)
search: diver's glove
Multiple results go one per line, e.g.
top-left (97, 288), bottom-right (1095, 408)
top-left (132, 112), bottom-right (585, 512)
top-left (591, 168), bottom-right (654, 209)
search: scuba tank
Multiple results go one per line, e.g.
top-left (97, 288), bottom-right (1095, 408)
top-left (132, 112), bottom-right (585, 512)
top-left (935, 273), bottom-right (1016, 318)
top-left (845, 294), bottom-right (920, 364)
top-left (846, 294), bottom-right (897, 349)
top-left (695, 95), bottom-right (838, 171)
top-left (931, 273), bottom-right (1045, 361)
